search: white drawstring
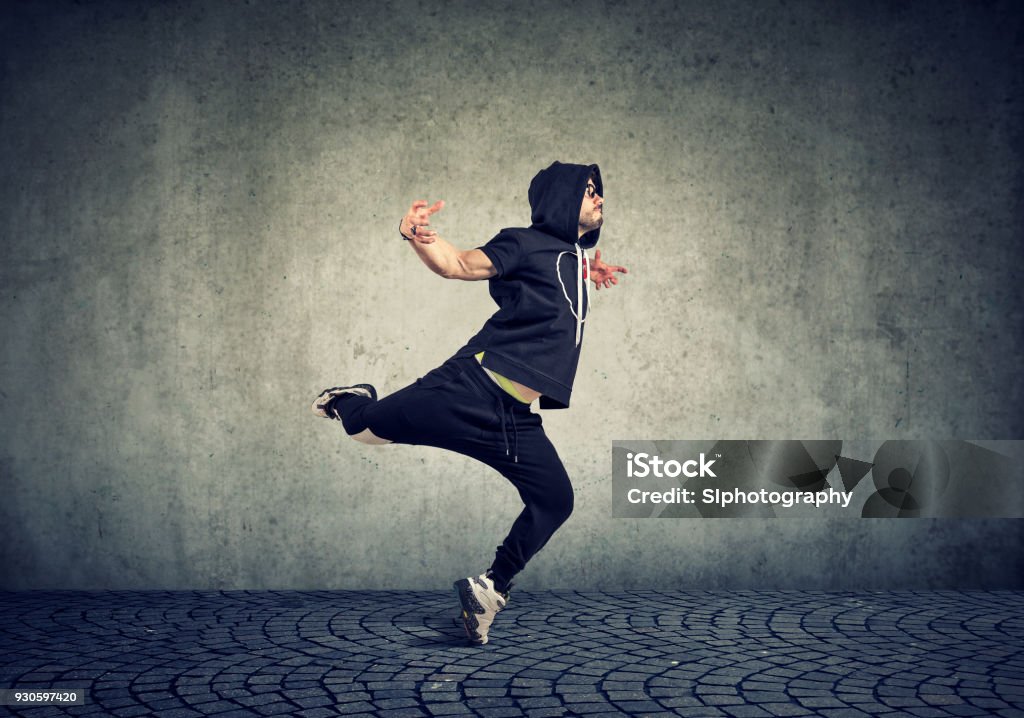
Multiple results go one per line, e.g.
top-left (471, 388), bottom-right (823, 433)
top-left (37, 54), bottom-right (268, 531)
top-left (557, 244), bottom-right (590, 347)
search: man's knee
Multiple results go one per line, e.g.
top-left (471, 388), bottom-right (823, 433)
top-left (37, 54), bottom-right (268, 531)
top-left (538, 483), bottom-right (574, 525)
top-left (558, 488), bottom-right (575, 523)
top-left (349, 428), bottom-right (392, 445)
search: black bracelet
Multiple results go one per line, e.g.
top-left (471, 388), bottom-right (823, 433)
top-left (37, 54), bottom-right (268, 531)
top-left (399, 219), bottom-right (411, 241)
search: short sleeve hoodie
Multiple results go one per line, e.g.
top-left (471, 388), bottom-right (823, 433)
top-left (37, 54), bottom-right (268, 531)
top-left (452, 161), bottom-right (602, 409)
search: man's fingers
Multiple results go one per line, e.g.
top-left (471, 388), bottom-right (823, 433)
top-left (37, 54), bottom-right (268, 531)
top-left (410, 199), bottom-right (443, 213)
top-left (413, 200), bottom-right (444, 223)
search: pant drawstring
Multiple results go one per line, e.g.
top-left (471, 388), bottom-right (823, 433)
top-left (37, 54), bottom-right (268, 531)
top-left (510, 410), bottom-right (518, 464)
top-left (497, 396), bottom-right (509, 457)
top-left (495, 396), bottom-right (519, 464)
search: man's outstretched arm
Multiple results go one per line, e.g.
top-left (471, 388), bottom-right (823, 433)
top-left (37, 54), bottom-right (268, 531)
top-left (399, 200), bottom-right (496, 281)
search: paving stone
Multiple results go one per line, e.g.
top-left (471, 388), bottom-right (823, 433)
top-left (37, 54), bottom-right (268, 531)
top-left (255, 702), bottom-right (303, 715)
top-left (201, 710), bottom-right (256, 718)
top-left (741, 691), bottom-right (791, 704)
top-left (296, 709), bottom-right (341, 718)
top-left (942, 708), bottom-right (993, 717)
top-left (563, 703), bottom-right (619, 714)
top-left (516, 697), bottom-right (562, 709)
top-left (611, 701), bottom-right (665, 713)
top-left (425, 704), bottom-right (473, 715)
top-left (817, 710), bottom-right (875, 718)
top-left (476, 707), bottom-right (524, 718)
top-left (422, 693), bottom-right (463, 704)
top-left (722, 706), bottom-right (774, 717)
top-left (374, 697), bottom-right (421, 709)
top-left (376, 709), bottom-right (427, 718)
top-left (510, 687), bottom-right (551, 698)
top-left (294, 695), bottom-right (335, 708)
top-left (759, 702), bottom-right (814, 716)
top-left (335, 701), bottom-right (377, 714)
top-left (106, 703), bottom-right (151, 717)
top-left (523, 709), bottom-right (566, 718)
top-left (673, 707), bottom-right (729, 717)
top-left (465, 687), bottom-right (509, 697)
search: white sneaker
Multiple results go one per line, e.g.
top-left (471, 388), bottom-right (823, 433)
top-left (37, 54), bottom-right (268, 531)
top-left (311, 384), bottom-right (376, 419)
top-left (454, 573), bottom-right (509, 645)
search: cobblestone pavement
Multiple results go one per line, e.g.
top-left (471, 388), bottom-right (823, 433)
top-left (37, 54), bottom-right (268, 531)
top-left (1, 591), bottom-right (1022, 718)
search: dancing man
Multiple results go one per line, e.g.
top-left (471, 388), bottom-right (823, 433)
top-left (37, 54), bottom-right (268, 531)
top-left (312, 161), bottom-right (627, 645)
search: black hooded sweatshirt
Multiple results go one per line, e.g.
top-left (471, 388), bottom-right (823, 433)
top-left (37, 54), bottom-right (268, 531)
top-left (452, 161), bottom-right (602, 409)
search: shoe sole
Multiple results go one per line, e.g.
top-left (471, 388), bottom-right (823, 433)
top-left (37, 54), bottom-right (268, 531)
top-left (453, 578), bottom-right (487, 645)
top-left (311, 384), bottom-right (377, 418)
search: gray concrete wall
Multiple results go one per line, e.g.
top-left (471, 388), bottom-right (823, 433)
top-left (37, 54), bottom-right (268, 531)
top-left (1, 0), bottom-right (1021, 590)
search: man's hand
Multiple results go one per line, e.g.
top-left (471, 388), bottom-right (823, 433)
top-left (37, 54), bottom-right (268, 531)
top-left (401, 200), bottom-right (445, 244)
top-left (589, 249), bottom-right (628, 290)
top-left (399, 198), bottom-right (497, 281)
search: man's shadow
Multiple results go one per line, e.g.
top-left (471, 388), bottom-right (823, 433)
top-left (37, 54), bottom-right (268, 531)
top-left (390, 604), bottom-right (478, 647)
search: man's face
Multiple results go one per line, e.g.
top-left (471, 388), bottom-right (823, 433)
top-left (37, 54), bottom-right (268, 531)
top-left (578, 178), bottom-right (603, 235)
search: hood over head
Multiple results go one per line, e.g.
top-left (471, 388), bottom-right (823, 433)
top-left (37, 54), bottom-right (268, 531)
top-left (528, 161), bottom-right (602, 249)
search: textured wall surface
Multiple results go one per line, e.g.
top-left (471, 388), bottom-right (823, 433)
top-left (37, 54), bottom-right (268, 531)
top-left (2, 0), bottom-right (1022, 590)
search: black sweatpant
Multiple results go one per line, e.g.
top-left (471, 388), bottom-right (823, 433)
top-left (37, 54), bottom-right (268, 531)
top-left (334, 355), bottom-right (574, 589)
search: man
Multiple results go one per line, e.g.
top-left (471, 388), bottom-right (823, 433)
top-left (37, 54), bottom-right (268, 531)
top-left (312, 161), bottom-right (627, 645)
